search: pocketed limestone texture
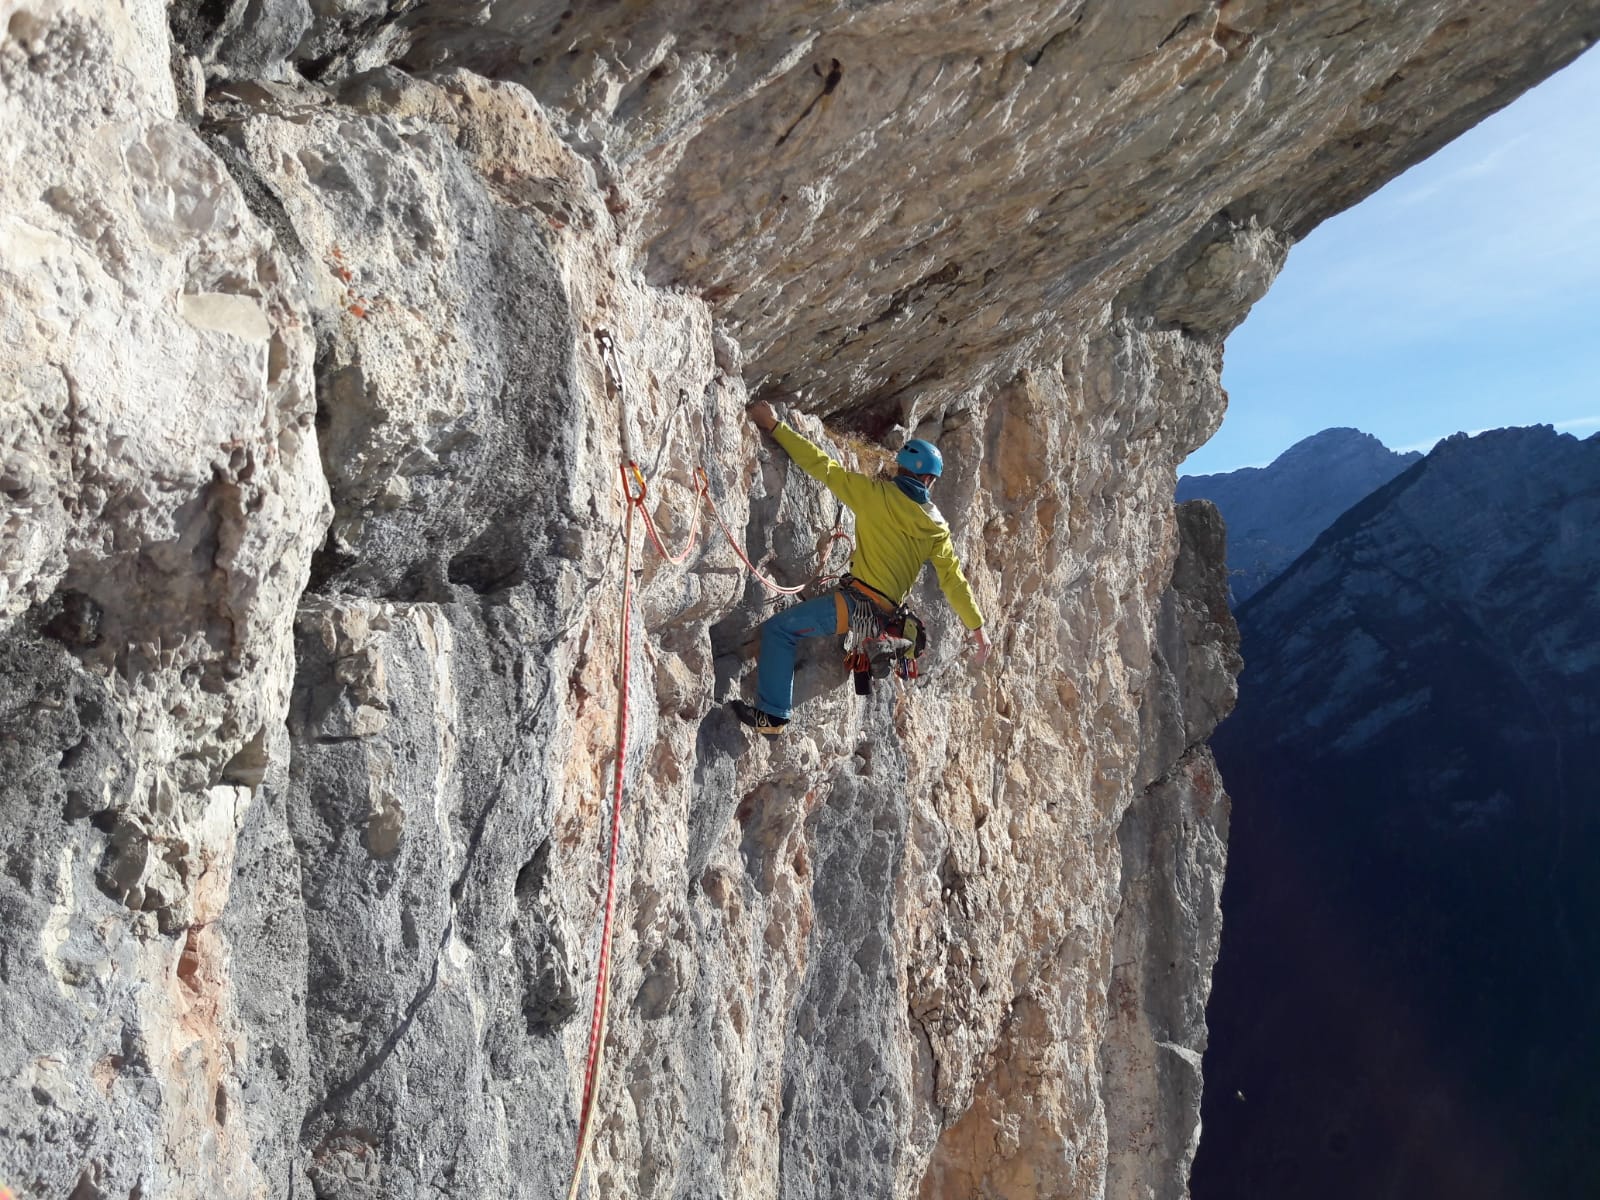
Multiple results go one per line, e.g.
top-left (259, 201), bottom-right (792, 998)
top-left (2, 2), bottom-right (1595, 1197)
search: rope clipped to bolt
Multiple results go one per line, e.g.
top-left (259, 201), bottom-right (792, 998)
top-left (565, 330), bottom-right (850, 1199)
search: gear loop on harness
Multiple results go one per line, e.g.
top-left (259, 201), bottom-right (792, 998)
top-left (838, 573), bottom-right (928, 693)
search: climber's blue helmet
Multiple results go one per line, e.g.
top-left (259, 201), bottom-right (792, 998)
top-left (896, 438), bottom-right (944, 478)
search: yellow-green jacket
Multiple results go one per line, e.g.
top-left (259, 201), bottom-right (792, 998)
top-left (773, 423), bottom-right (985, 630)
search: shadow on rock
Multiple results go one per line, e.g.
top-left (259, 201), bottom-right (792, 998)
top-left (685, 704), bottom-right (745, 884)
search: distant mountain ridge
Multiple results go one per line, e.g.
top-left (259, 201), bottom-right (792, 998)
top-left (1177, 427), bottom-right (1421, 602)
top-left (1192, 425), bottom-right (1600, 1200)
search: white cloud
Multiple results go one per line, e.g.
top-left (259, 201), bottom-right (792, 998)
top-left (1390, 133), bottom-right (1534, 207)
top-left (1210, 49), bottom-right (1600, 476)
top-left (1392, 430), bottom-right (1484, 455)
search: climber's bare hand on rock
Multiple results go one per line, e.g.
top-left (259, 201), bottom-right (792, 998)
top-left (747, 400), bottom-right (779, 433)
top-left (970, 626), bottom-right (993, 666)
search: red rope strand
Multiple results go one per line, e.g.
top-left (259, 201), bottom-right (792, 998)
top-left (633, 466), bottom-right (706, 566)
top-left (695, 467), bottom-right (852, 596)
top-left (569, 327), bottom-right (854, 1195)
top-left (566, 463), bottom-right (641, 1200)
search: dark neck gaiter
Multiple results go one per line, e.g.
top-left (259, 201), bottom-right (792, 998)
top-left (894, 473), bottom-right (931, 505)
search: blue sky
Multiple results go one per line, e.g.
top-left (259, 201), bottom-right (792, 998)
top-left (1181, 45), bottom-right (1600, 477)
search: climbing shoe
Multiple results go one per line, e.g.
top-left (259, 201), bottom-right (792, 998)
top-left (730, 699), bottom-right (787, 736)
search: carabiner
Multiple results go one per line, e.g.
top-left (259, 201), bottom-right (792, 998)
top-left (622, 461), bottom-right (648, 503)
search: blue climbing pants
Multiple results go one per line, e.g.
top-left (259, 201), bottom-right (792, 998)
top-left (755, 591), bottom-right (846, 721)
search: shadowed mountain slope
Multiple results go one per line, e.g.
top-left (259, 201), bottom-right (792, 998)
top-left (1177, 427), bottom-right (1421, 602)
top-left (1193, 426), bottom-right (1600, 1200)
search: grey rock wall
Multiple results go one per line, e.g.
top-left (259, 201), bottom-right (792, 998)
top-left (283, 596), bottom-right (580, 1198)
top-left (3, 2), bottom-right (1598, 1198)
top-left (1103, 501), bottom-right (1239, 1200)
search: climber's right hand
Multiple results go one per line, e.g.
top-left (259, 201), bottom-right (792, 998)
top-left (747, 400), bottom-right (779, 434)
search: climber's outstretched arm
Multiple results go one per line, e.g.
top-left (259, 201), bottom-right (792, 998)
top-left (748, 400), bottom-right (875, 511)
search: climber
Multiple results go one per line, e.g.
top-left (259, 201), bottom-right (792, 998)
top-left (729, 398), bottom-right (992, 735)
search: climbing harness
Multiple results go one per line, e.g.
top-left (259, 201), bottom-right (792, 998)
top-left (839, 574), bottom-right (928, 695)
top-left (565, 330), bottom-right (853, 1199)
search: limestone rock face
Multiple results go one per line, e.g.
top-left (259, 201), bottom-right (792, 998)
top-left (2, 2), bottom-right (1596, 1198)
top-left (1096, 500), bottom-right (1238, 1200)
top-left (391, 1), bottom-right (1596, 418)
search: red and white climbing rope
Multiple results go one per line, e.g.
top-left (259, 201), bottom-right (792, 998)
top-left (566, 462), bottom-right (642, 1200)
top-left (632, 467), bottom-right (705, 567)
top-left (696, 466), bottom-right (852, 596)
